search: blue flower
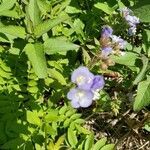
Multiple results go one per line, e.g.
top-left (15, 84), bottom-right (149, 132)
top-left (68, 66), bottom-right (105, 108)
top-left (128, 26), bottom-right (137, 36)
top-left (67, 88), bottom-right (94, 108)
top-left (125, 15), bottom-right (140, 27)
top-left (71, 66), bottom-right (94, 90)
top-left (101, 47), bottom-right (113, 57)
top-left (101, 26), bottom-right (113, 38)
top-left (91, 75), bottom-right (105, 91)
top-left (111, 35), bottom-right (126, 49)
top-left (119, 7), bottom-right (132, 17)
top-left (120, 7), bottom-right (140, 35)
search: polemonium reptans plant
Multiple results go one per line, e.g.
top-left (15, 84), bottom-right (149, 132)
top-left (111, 35), bottom-right (126, 49)
top-left (100, 26), bottom-right (113, 57)
top-left (101, 26), bottom-right (113, 38)
top-left (120, 7), bottom-right (140, 35)
top-left (67, 88), bottom-right (94, 108)
top-left (67, 67), bottom-right (105, 108)
top-left (102, 47), bottom-right (113, 57)
top-left (71, 66), bottom-right (94, 90)
top-left (100, 26), bottom-right (126, 57)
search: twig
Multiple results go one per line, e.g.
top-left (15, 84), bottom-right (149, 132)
top-left (138, 141), bottom-right (149, 150)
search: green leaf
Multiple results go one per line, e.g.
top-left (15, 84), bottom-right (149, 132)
top-left (75, 124), bottom-right (91, 134)
top-left (27, 0), bottom-right (41, 27)
top-left (70, 114), bottom-right (82, 120)
top-left (48, 68), bottom-right (66, 85)
top-left (67, 128), bottom-right (78, 148)
top-left (144, 123), bottom-right (150, 132)
top-left (73, 119), bottom-right (85, 124)
top-left (133, 1), bottom-right (150, 22)
top-left (0, 4), bottom-right (24, 18)
top-left (111, 52), bottom-right (139, 67)
top-left (94, 2), bottom-right (114, 15)
top-left (100, 144), bottom-right (115, 150)
top-left (65, 6), bottom-right (82, 14)
top-left (24, 43), bottom-right (47, 78)
top-left (28, 80), bottom-right (37, 87)
top-left (133, 55), bottom-right (148, 85)
top-left (37, 0), bottom-right (51, 14)
top-left (0, 59), bottom-right (11, 72)
top-left (59, 105), bottom-right (68, 115)
top-left (0, 69), bottom-right (11, 79)
top-left (0, 10), bottom-right (22, 18)
top-left (44, 37), bottom-right (79, 54)
top-left (0, 0), bottom-right (16, 12)
top-left (26, 111), bottom-right (41, 126)
top-left (142, 30), bottom-right (150, 57)
top-left (84, 133), bottom-right (94, 150)
top-left (45, 110), bottom-right (59, 122)
top-left (93, 137), bottom-right (107, 150)
top-left (82, 49), bottom-right (91, 64)
top-left (34, 14), bottom-right (69, 37)
top-left (0, 138), bottom-right (23, 149)
top-left (65, 109), bottom-right (76, 117)
top-left (53, 135), bottom-right (65, 150)
top-left (133, 78), bottom-right (150, 111)
top-left (27, 86), bottom-right (38, 93)
top-left (0, 25), bottom-right (26, 39)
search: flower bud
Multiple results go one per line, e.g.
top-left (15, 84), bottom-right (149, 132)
top-left (100, 63), bottom-right (108, 70)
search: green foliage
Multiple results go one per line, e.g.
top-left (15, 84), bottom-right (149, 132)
top-left (111, 52), bottom-right (139, 67)
top-left (24, 43), bottom-right (47, 78)
top-left (134, 77), bottom-right (150, 111)
top-left (144, 120), bottom-right (150, 132)
top-left (0, 25), bottom-right (26, 39)
top-left (27, 0), bottom-right (41, 27)
top-left (93, 137), bottom-right (107, 150)
top-left (34, 14), bottom-right (69, 38)
top-left (0, 0), bottom-right (150, 149)
top-left (94, 2), bottom-right (115, 15)
top-left (44, 37), bottom-right (80, 55)
top-left (100, 144), bottom-right (115, 150)
top-left (133, 0), bottom-right (150, 22)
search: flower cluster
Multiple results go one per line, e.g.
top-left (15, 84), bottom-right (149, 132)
top-left (120, 7), bottom-right (140, 35)
top-left (67, 66), bottom-right (105, 108)
top-left (99, 25), bottom-right (126, 70)
top-left (100, 25), bottom-right (126, 58)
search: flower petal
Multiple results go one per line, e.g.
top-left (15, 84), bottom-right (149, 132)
top-left (79, 91), bottom-right (93, 108)
top-left (91, 75), bottom-right (105, 91)
top-left (67, 88), bottom-right (77, 100)
top-left (101, 26), bottom-right (113, 38)
top-left (71, 66), bottom-right (94, 90)
top-left (102, 47), bottom-right (112, 57)
top-left (71, 100), bottom-right (80, 108)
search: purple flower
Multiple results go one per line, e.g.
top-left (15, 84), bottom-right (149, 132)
top-left (111, 35), bottom-right (126, 49)
top-left (101, 26), bottom-right (113, 38)
top-left (128, 26), bottom-right (137, 35)
top-left (120, 7), bottom-right (140, 36)
top-left (125, 15), bottom-right (140, 27)
top-left (68, 66), bottom-right (105, 108)
top-left (67, 88), bottom-right (93, 108)
top-left (101, 47), bottom-right (112, 57)
top-left (71, 66), bottom-right (94, 90)
top-left (91, 75), bottom-right (105, 91)
top-left (119, 7), bottom-right (132, 17)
